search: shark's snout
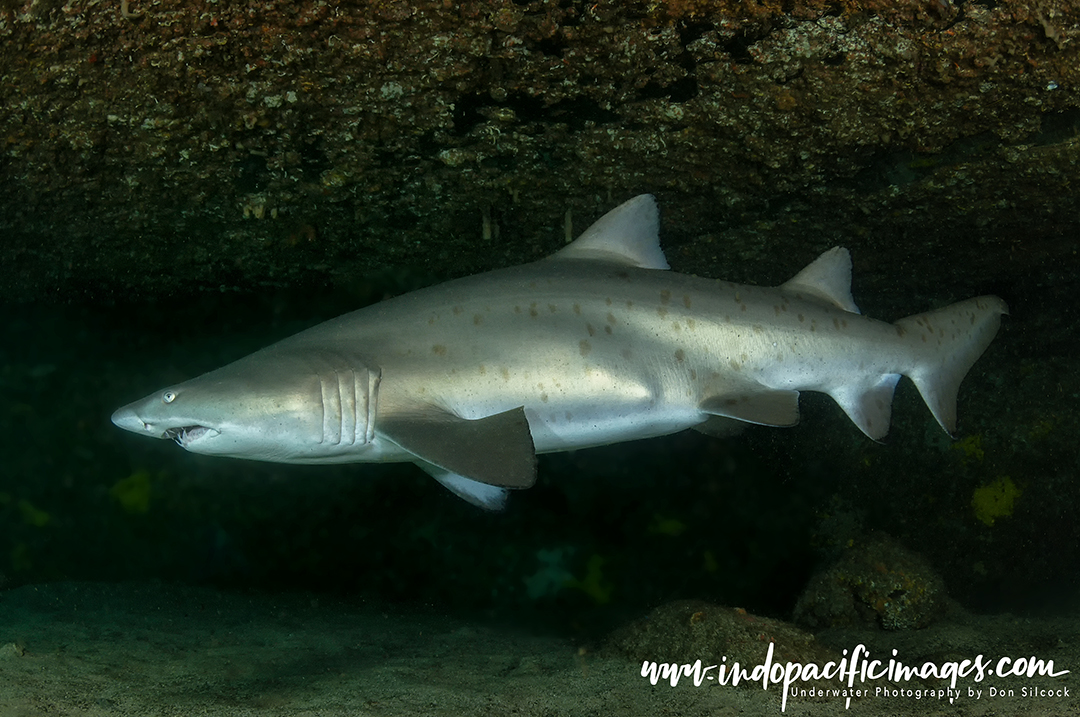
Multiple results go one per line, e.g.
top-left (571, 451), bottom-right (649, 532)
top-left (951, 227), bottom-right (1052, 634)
top-left (112, 399), bottom-right (220, 446)
top-left (111, 405), bottom-right (147, 434)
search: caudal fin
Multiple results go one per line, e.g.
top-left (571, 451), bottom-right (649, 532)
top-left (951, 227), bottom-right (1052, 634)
top-left (895, 296), bottom-right (1008, 436)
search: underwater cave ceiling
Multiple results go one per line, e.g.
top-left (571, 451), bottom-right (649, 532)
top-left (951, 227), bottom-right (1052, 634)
top-left (0, 0), bottom-right (1077, 301)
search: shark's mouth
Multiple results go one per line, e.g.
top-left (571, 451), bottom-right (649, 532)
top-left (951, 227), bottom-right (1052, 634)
top-left (163, 425), bottom-right (217, 446)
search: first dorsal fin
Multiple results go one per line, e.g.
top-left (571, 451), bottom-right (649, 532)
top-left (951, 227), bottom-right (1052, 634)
top-left (779, 247), bottom-right (860, 314)
top-left (550, 194), bottom-right (670, 270)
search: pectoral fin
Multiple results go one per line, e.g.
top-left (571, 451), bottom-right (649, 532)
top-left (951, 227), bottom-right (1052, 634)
top-left (699, 388), bottom-right (801, 427)
top-left (378, 405), bottom-right (537, 490)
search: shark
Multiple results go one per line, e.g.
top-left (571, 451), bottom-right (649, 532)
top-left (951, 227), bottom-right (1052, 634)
top-left (112, 194), bottom-right (1007, 509)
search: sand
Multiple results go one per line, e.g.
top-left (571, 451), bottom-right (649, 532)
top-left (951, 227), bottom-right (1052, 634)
top-left (1, 582), bottom-right (1076, 716)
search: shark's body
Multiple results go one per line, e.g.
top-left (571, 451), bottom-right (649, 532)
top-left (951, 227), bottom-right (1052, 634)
top-left (112, 195), bottom-right (1007, 509)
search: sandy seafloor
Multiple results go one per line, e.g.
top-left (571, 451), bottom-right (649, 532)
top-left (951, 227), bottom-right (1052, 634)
top-left (1, 582), bottom-right (1076, 717)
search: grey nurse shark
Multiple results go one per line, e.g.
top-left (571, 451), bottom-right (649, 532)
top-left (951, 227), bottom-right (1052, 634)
top-left (112, 195), bottom-right (1007, 509)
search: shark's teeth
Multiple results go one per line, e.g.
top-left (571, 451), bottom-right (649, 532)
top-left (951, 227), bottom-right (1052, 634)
top-left (163, 426), bottom-right (216, 445)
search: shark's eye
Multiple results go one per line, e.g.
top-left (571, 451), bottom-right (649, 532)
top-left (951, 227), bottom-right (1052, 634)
top-left (162, 390), bottom-right (177, 404)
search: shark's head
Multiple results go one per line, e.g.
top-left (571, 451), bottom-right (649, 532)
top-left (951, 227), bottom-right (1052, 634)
top-left (111, 347), bottom-right (381, 463)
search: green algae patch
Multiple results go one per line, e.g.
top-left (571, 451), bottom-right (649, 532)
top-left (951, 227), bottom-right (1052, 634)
top-left (110, 470), bottom-right (153, 515)
top-left (971, 476), bottom-right (1022, 527)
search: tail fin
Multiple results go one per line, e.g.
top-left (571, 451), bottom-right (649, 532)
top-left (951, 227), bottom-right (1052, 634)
top-left (895, 296), bottom-right (1008, 435)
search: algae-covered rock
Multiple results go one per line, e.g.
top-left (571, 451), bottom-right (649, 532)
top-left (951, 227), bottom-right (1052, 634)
top-left (605, 599), bottom-right (840, 675)
top-left (794, 534), bottom-right (951, 631)
top-left (2, 0), bottom-right (1079, 300)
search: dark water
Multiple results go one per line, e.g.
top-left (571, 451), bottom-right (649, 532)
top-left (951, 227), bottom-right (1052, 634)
top-left (2, 209), bottom-right (1079, 716)
top-left (3, 233), bottom-right (1077, 622)
top-left (1, 287), bottom-right (820, 628)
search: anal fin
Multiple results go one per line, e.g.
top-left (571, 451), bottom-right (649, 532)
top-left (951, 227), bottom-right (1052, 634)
top-left (828, 375), bottom-right (901, 441)
top-left (378, 405), bottom-right (537, 490)
top-left (699, 388), bottom-right (801, 427)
